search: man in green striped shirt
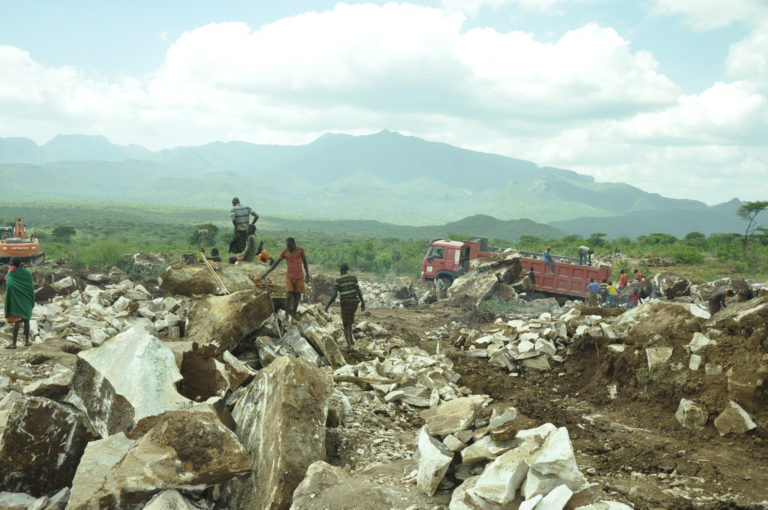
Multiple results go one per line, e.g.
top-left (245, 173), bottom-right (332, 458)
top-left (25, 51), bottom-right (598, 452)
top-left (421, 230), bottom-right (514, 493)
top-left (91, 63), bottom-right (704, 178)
top-left (325, 263), bottom-right (366, 348)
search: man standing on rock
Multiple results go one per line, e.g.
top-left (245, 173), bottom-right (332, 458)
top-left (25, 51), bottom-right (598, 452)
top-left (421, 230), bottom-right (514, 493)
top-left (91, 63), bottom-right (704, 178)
top-left (708, 288), bottom-right (734, 315)
top-left (262, 238), bottom-right (310, 320)
top-left (229, 197), bottom-right (259, 255)
top-left (325, 263), bottom-right (366, 348)
top-left (577, 245), bottom-right (593, 265)
top-left (3, 258), bottom-right (35, 349)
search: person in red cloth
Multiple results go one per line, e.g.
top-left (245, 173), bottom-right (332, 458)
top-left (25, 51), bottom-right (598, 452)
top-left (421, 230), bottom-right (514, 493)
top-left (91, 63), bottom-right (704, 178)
top-left (3, 257), bottom-right (35, 349)
top-left (262, 238), bottom-right (310, 320)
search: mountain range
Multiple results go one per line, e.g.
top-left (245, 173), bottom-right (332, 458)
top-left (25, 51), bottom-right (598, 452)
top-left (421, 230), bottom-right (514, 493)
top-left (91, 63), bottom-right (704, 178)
top-left (0, 131), bottom-right (746, 238)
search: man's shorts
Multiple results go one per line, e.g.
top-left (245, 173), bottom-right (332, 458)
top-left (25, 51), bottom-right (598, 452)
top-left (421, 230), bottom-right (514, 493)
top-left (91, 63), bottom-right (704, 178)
top-left (286, 277), bottom-right (305, 293)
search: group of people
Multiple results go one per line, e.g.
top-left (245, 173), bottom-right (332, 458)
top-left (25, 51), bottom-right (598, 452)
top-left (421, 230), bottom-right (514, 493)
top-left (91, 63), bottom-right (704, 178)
top-left (224, 198), bottom-right (366, 348)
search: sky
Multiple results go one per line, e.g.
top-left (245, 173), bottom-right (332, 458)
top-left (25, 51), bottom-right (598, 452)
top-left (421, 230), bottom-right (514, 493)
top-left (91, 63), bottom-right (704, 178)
top-left (0, 0), bottom-right (766, 205)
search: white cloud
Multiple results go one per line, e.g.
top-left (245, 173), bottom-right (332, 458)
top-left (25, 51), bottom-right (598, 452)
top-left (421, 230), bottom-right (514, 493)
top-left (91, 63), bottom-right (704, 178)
top-left (727, 23), bottom-right (768, 84)
top-left (650, 0), bottom-right (768, 30)
top-left (0, 2), bottom-right (764, 204)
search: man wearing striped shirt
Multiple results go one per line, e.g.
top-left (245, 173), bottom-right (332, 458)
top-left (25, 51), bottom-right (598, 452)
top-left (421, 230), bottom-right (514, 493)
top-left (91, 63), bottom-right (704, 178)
top-left (262, 237), bottom-right (310, 320)
top-left (325, 263), bottom-right (366, 348)
top-left (229, 197), bottom-right (259, 255)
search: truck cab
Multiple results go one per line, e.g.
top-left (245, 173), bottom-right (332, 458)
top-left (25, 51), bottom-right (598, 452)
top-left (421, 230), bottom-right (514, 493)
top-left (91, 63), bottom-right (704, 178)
top-left (421, 237), bottom-right (494, 286)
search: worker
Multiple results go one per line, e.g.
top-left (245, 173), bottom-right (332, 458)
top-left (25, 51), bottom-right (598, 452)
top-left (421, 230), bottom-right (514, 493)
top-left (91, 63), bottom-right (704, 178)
top-left (606, 280), bottom-right (617, 306)
top-left (585, 278), bottom-right (601, 306)
top-left (618, 269), bottom-right (628, 290)
top-left (229, 197), bottom-right (259, 254)
top-left (262, 238), bottom-right (310, 320)
top-left (234, 224), bottom-right (258, 262)
top-left (577, 245), bottom-right (593, 265)
top-left (627, 288), bottom-right (640, 309)
top-left (543, 246), bottom-right (555, 274)
top-left (3, 257), bottom-right (35, 349)
top-left (708, 288), bottom-right (734, 315)
top-left (207, 248), bottom-right (222, 262)
top-left (633, 268), bottom-right (644, 282)
top-left (524, 267), bottom-right (536, 301)
top-left (325, 263), bottom-right (366, 348)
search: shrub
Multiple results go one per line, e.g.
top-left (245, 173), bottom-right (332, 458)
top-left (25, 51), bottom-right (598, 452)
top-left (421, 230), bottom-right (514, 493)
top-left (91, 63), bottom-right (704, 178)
top-left (79, 240), bottom-right (132, 269)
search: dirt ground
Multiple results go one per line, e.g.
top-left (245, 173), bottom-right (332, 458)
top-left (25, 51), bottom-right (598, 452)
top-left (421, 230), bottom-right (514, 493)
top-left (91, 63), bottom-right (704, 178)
top-left (359, 306), bottom-right (768, 510)
top-left (2, 295), bottom-right (767, 509)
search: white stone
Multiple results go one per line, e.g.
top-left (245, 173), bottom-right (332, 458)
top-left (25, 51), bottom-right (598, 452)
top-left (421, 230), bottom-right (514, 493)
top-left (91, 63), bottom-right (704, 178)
top-left (471, 445), bottom-right (531, 504)
top-left (714, 400), bottom-right (757, 436)
top-left (599, 323), bottom-right (617, 339)
top-left (705, 363), bottom-right (723, 376)
top-left (518, 340), bottom-right (535, 353)
top-left (689, 332), bottom-right (716, 353)
top-left (534, 338), bottom-right (557, 357)
top-left (516, 423), bottom-right (557, 442)
top-left (689, 354), bottom-right (702, 371)
top-left (675, 399), bottom-right (707, 430)
top-left (645, 347), bottom-right (673, 371)
top-left (416, 426), bottom-right (454, 496)
top-left (142, 490), bottom-right (197, 509)
top-left (607, 344), bottom-right (626, 353)
top-left (67, 324), bottom-right (192, 438)
top-left (519, 494), bottom-right (543, 510)
top-left (527, 427), bottom-right (585, 489)
top-left (575, 502), bottom-right (634, 510)
top-left (536, 484), bottom-right (573, 509)
top-left (444, 435), bottom-right (466, 452)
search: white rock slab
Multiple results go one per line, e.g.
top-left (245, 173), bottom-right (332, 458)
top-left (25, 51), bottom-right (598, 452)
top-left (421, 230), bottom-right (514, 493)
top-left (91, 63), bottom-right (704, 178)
top-left (67, 324), bottom-right (192, 438)
top-left (416, 426), bottom-right (454, 496)
top-left (471, 446), bottom-right (532, 504)
top-left (536, 484), bottom-right (573, 509)
top-left (645, 347), bottom-right (673, 371)
top-left (714, 400), bottom-right (757, 436)
top-left (675, 399), bottom-right (707, 430)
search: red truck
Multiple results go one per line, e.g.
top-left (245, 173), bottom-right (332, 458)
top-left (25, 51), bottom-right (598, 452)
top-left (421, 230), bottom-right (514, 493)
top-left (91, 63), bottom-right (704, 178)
top-left (421, 237), bottom-right (612, 300)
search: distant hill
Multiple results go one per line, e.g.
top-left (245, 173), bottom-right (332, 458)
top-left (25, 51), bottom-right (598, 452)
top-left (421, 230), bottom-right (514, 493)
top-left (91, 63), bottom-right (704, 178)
top-left (549, 199), bottom-right (745, 238)
top-left (0, 203), bottom-right (558, 242)
top-left (0, 131), bottom-right (745, 235)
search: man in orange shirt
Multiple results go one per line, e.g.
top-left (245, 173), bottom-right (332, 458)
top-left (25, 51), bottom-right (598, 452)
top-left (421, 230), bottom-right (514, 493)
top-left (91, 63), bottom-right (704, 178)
top-left (262, 238), bottom-right (311, 320)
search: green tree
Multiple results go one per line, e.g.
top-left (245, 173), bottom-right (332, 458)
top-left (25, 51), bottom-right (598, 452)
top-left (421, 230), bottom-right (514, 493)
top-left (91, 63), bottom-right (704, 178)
top-left (52, 226), bottom-right (77, 243)
top-left (685, 232), bottom-right (705, 240)
top-left (189, 223), bottom-right (219, 249)
top-left (737, 200), bottom-right (768, 250)
top-left (587, 233), bottom-right (607, 247)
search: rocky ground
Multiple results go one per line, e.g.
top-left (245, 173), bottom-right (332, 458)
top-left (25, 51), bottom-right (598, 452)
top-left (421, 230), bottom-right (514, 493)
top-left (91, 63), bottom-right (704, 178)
top-left (0, 253), bottom-right (767, 509)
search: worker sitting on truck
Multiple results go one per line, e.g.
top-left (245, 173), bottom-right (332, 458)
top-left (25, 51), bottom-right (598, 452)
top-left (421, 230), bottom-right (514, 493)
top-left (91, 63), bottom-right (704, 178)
top-left (577, 245), bottom-right (593, 266)
top-left (543, 246), bottom-right (555, 273)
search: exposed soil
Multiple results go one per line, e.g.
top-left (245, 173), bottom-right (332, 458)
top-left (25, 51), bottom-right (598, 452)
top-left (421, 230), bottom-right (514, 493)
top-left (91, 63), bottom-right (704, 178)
top-left (360, 306), bottom-right (768, 510)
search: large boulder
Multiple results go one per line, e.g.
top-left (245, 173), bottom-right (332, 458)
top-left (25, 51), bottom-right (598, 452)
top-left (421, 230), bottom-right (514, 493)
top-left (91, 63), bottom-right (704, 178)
top-left (179, 347), bottom-right (256, 400)
top-left (612, 301), bottom-right (709, 343)
top-left (22, 364), bottom-right (74, 401)
top-left (67, 407), bottom-right (252, 510)
top-left (0, 391), bottom-right (92, 496)
top-left (303, 273), bottom-right (336, 304)
top-left (448, 272), bottom-right (500, 310)
top-left (186, 289), bottom-right (274, 354)
top-left (299, 320), bottom-right (346, 367)
top-left (650, 272), bottom-right (691, 299)
top-left (420, 395), bottom-right (488, 436)
top-left (391, 277), bottom-right (414, 299)
top-left (706, 295), bottom-right (768, 338)
top-left (222, 357), bottom-right (334, 510)
top-left (159, 263), bottom-right (287, 298)
top-left (67, 325), bottom-right (193, 438)
top-left (693, 277), bottom-right (752, 302)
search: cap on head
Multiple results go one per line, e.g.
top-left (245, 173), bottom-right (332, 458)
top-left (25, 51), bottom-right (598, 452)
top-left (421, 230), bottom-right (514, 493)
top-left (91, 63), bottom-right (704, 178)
top-left (547, 246), bottom-right (552, 250)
